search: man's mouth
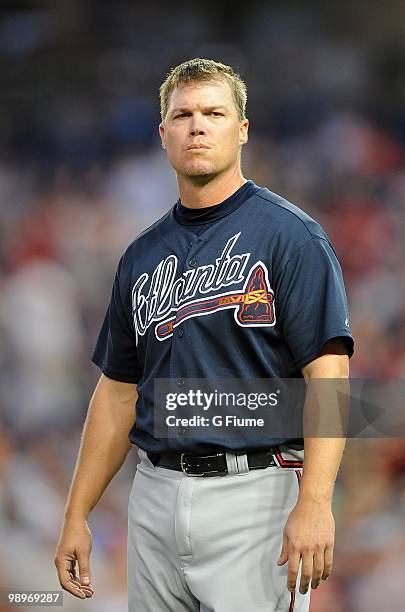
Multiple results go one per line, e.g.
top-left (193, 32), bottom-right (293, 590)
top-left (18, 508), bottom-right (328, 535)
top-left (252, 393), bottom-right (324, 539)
top-left (186, 144), bottom-right (211, 150)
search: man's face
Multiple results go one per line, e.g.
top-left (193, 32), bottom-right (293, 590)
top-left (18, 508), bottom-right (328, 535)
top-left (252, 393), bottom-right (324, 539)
top-left (159, 79), bottom-right (249, 180)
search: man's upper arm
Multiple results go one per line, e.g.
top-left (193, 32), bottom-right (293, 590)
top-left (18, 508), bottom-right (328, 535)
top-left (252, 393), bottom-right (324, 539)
top-left (301, 338), bottom-right (349, 379)
top-left (91, 255), bottom-right (143, 385)
top-left (91, 373), bottom-right (138, 422)
top-left (274, 237), bottom-right (354, 371)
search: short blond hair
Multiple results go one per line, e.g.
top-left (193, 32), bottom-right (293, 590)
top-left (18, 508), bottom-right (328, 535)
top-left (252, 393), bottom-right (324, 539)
top-left (159, 58), bottom-right (247, 122)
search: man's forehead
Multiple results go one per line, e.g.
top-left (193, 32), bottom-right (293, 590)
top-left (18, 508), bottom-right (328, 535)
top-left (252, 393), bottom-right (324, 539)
top-left (168, 79), bottom-right (234, 108)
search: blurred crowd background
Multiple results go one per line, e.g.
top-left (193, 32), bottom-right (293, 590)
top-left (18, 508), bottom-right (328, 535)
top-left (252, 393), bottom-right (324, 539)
top-left (0, 1), bottom-right (405, 610)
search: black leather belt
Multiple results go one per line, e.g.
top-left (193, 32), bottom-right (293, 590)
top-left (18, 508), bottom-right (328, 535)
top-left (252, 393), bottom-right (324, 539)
top-left (148, 449), bottom-right (277, 476)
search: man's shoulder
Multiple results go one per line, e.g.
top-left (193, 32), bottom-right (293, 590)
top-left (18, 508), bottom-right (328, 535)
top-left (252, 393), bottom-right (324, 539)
top-left (113, 207), bottom-right (174, 282)
top-left (123, 207), bottom-right (173, 255)
top-left (250, 186), bottom-right (327, 241)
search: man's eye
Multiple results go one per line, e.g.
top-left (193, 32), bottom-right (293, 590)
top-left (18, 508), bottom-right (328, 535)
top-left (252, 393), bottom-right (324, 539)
top-left (175, 113), bottom-right (188, 119)
top-left (211, 112), bottom-right (223, 116)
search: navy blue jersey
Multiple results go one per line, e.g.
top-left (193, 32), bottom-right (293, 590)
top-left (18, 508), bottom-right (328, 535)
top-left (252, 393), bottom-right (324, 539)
top-left (91, 180), bottom-right (354, 454)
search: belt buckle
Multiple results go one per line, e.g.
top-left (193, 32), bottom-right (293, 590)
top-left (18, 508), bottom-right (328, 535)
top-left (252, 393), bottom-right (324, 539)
top-left (180, 452), bottom-right (226, 477)
top-left (180, 453), bottom-right (201, 476)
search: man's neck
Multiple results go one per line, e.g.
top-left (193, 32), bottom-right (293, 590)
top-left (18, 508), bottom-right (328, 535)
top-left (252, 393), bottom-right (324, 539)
top-left (177, 170), bottom-right (247, 209)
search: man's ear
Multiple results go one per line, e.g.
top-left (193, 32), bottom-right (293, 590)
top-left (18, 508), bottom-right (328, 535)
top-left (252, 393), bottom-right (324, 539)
top-left (239, 118), bottom-right (249, 146)
top-left (159, 122), bottom-right (166, 150)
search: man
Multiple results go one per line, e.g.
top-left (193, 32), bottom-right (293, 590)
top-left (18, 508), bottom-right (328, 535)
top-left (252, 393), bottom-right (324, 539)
top-left (55, 58), bottom-right (354, 611)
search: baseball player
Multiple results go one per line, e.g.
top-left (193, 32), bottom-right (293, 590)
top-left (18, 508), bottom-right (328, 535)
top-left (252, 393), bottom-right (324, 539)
top-left (55, 58), bottom-right (354, 612)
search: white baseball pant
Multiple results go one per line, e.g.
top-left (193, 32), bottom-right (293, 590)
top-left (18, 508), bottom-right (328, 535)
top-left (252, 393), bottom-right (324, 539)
top-left (127, 446), bottom-right (311, 612)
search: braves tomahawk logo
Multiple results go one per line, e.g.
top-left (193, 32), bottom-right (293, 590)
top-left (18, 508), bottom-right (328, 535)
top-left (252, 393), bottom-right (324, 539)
top-left (131, 232), bottom-right (276, 343)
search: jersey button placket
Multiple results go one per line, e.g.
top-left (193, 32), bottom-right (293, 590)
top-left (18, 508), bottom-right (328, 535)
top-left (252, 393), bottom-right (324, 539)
top-left (169, 241), bottom-right (197, 390)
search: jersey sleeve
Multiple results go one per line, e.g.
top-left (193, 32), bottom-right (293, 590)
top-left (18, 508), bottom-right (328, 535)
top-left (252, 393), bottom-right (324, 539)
top-left (274, 237), bottom-right (354, 369)
top-left (91, 256), bottom-right (142, 384)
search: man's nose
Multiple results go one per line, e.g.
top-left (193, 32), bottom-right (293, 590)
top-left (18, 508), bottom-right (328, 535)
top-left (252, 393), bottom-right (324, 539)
top-left (189, 115), bottom-right (206, 136)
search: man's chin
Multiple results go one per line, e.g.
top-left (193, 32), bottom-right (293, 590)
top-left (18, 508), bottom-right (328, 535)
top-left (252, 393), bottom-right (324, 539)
top-left (182, 163), bottom-right (216, 180)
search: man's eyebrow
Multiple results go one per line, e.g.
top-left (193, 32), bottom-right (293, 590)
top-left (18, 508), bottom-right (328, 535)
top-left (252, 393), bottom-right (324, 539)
top-left (170, 105), bottom-right (228, 115)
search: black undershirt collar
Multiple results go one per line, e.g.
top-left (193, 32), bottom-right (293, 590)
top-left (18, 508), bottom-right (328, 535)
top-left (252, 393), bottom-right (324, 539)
top-left (173, 180), bottom-right (259, 230)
